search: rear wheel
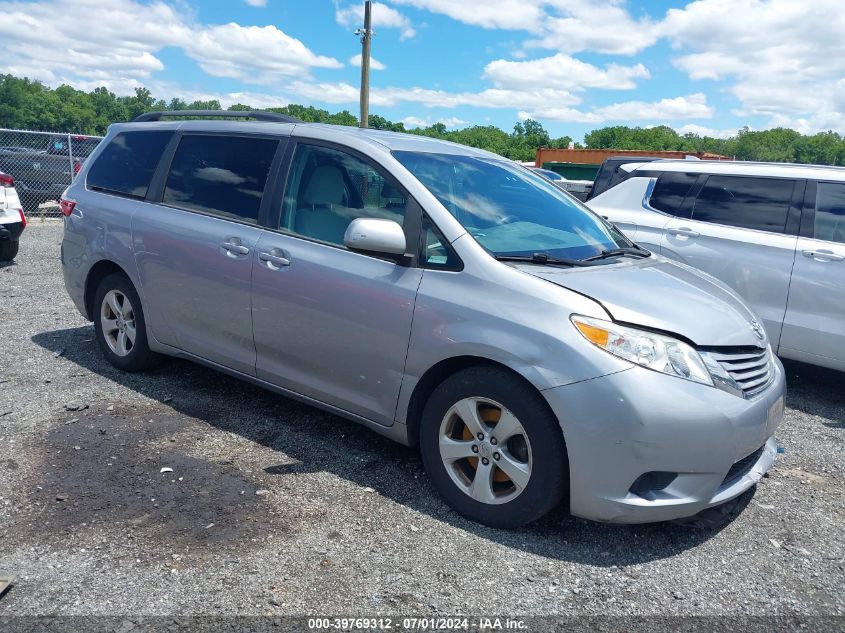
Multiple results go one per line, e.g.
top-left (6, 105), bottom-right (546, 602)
top-left (93, 273), bottom-right (161, 371)
top-left (420, 366), bottom-right (568, 528)
top-left (0, 240), bottom-right (18, 261)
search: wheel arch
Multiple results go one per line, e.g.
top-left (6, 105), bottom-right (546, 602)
top-left (404, 356), bottom-right (565, 448)
top-left (84, 260), bottom-right (130, 320)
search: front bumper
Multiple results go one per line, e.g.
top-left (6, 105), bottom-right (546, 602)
top-left (543, 358), bottom-right (785, 523)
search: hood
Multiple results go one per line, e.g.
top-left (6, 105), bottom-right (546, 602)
top-left (513, 257), bottom-right (766, 348)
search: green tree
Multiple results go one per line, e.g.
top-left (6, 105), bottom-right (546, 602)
top-left (4, 73), bottom-right (845, 166)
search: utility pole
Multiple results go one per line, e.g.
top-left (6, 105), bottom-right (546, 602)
top-left (356, 1), bottom-right (373, 128)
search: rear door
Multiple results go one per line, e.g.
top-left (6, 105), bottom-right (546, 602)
top-left (779, 180), bottom-right (845, 369)
top-left (133, 132), bottom-right (284, 375)
top-left (660, 174), bottom-right (801, 346)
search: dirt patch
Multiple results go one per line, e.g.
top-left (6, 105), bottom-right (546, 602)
top-left (6, 407), bottom-right (293, 560)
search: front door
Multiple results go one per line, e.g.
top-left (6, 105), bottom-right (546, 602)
top-left (780, 180), bottom-right (845, 369)
top-left (251, 142), bottom-right (422, 425)
top-left (660, 174), bottom-right (799, 346)
top-left (133, 132), bottom-right (281, 374)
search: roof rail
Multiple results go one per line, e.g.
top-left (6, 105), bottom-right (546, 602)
top-left (132, 110), bottom-right (300, 123)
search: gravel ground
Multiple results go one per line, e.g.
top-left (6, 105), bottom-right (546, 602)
top-left (0, 222), bottom-right (844, 620)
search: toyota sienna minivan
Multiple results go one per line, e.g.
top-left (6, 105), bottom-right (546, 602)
top-left (60, 111), bottom-right (784, 528)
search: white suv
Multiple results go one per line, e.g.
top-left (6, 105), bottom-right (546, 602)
top-left (587, 160), bottom-right (845, 372)
top-left (0, 171), bottom-right (25, 261)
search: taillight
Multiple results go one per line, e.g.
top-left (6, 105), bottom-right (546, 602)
top-left (59, 198), bottom-right (76, 217)
top-left (0, 173), bottom-right (13, 187)
top-left (18, 209), bottom-right (26, 229)
top-left (73, 161), bottom-right (82, 175)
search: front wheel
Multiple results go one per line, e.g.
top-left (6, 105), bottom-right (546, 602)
top-left (93, 272), bottom-right (161, 371)
top-left (420, 366), bottom-right (569, 528)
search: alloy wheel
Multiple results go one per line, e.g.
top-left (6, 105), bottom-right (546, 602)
top-left (438, 397), bottom-right (533, 505)
top-left (100, 289), bottom-right (136, 357)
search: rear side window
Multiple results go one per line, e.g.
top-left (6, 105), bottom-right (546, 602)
top-left (87, 131), bottom-right (173, 199)
top-left (814, 182), bottom-right (845, 245)
top-left (649, 172), bottom-right (698, 215)
top-left (692, 175), bottom-right (794, 233)
top-left (163, 135), bottom-right (278, 223)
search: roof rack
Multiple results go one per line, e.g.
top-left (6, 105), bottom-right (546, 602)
top-left (132, 110), bottom-right (300, 123)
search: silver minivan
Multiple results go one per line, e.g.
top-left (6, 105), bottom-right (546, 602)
top-left (587, 159), bottom-right (845, 372)
top-left (60, 112), bottom-right (784, 528)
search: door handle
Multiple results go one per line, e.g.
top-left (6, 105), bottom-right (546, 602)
top-left (259, 251), bottom-right (291, 268)
top-left (667, 227), bottom-right (700, 238)
top-left (221, 240), bottom-right (250, 255)
top-left (803, 249), bottom-right (845, 262)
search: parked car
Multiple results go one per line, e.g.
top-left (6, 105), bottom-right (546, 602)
top-left (61, 112), bottom-right (784, 528)
top-left (587, 159), bottom-right (845, 373)
top-left (530, 167), bottom-right (592, 201)
top-left (586, 156), bottom-right (663, 201)
top-left (0, 144), bottom-right (83, 214)
top-left (0, 171), bottom-right (26, 261)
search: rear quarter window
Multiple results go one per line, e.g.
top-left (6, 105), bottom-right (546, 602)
top-left (648, 172), bottom-right (698, 215)
top-left (87, 131), bottom-right (173, 199)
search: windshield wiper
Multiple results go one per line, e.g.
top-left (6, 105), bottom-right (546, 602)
top-left (493, 252), bottom-right (589, 267)
top-left (582, 246), bottom-right (652, 262)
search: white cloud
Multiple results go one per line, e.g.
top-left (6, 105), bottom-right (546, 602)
top-left (349, 54), bottom-right (386, 71)
top-left (518, 108), bottom-right (600, 124)
top-left (183, 23), bottom-right (342, 83)
top-left (243, 0), bottom-right (266, 6)
top-left (0, 0), bottom-right (341, 92)
top-left (674, 124), bottom-right (738, 139)
top-left (520, 93), bottom-right (713, 124)
top-left (401, 115), bottom-right (467, 129)
top-left (594, 93), bottom-right (713, 121)
top-left (390, 0), bottom-right (544, 30)
top-left (286, 82), bottom-right (582, 111)
top-left (335, 1), bottom-right (416, 39)
top-left (662, 0), bottom-right (845, 133)
top-left (392, 0), bottom-right (658, 55)
top-left (526, 0), bottom-right (660, 55)
top-left (483, 54), bottom-right (649, 91)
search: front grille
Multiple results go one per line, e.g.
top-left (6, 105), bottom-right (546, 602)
top-left (707, 346), bottom-right (773, 398)
top-left (721, 445), bottom-right (764, 487)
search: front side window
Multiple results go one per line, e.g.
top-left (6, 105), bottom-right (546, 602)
top-left (692, 175), bottom-right (794, 233)
top-left (394, 151), bottom-right (628, 260)
top-left (814, 182), bottom-right (845, 245)
top-left (87, 131), bottom-right (173, 199)
top-left (281, 144), bottom-right (407, 246)
top-left (649, 172), bottom-right (698, 215)
top-left (163, 135), bottom-right (278, 223)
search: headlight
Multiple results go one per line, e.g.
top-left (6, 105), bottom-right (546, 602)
top-left (571, 315), bottom-right (713, 386)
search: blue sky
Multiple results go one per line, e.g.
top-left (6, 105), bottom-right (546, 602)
top-left (2, 0), bottom-right (843, 141)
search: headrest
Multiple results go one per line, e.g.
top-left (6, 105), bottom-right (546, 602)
top-left (302, 165), bottom-right (345, 207)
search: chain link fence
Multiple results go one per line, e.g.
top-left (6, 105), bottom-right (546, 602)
top-left (0, 129), bottom-right (103, 218)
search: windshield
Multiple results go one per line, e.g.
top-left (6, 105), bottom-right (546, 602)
top-left (394, 151), bottom-right (629, 260)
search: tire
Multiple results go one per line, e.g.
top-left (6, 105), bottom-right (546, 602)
top-left (419, 366), bottom-right (569, 528)
top-left (0, 241), bottom-right (18, 262)
top-left (93, 272), bottom-right (161, 372)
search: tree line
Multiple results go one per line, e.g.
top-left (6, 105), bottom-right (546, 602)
top-left (2, 74), bottom-right (844, 165)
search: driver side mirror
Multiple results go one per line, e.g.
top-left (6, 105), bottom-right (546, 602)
top-left (344, 218), bottom-right (408, 260)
